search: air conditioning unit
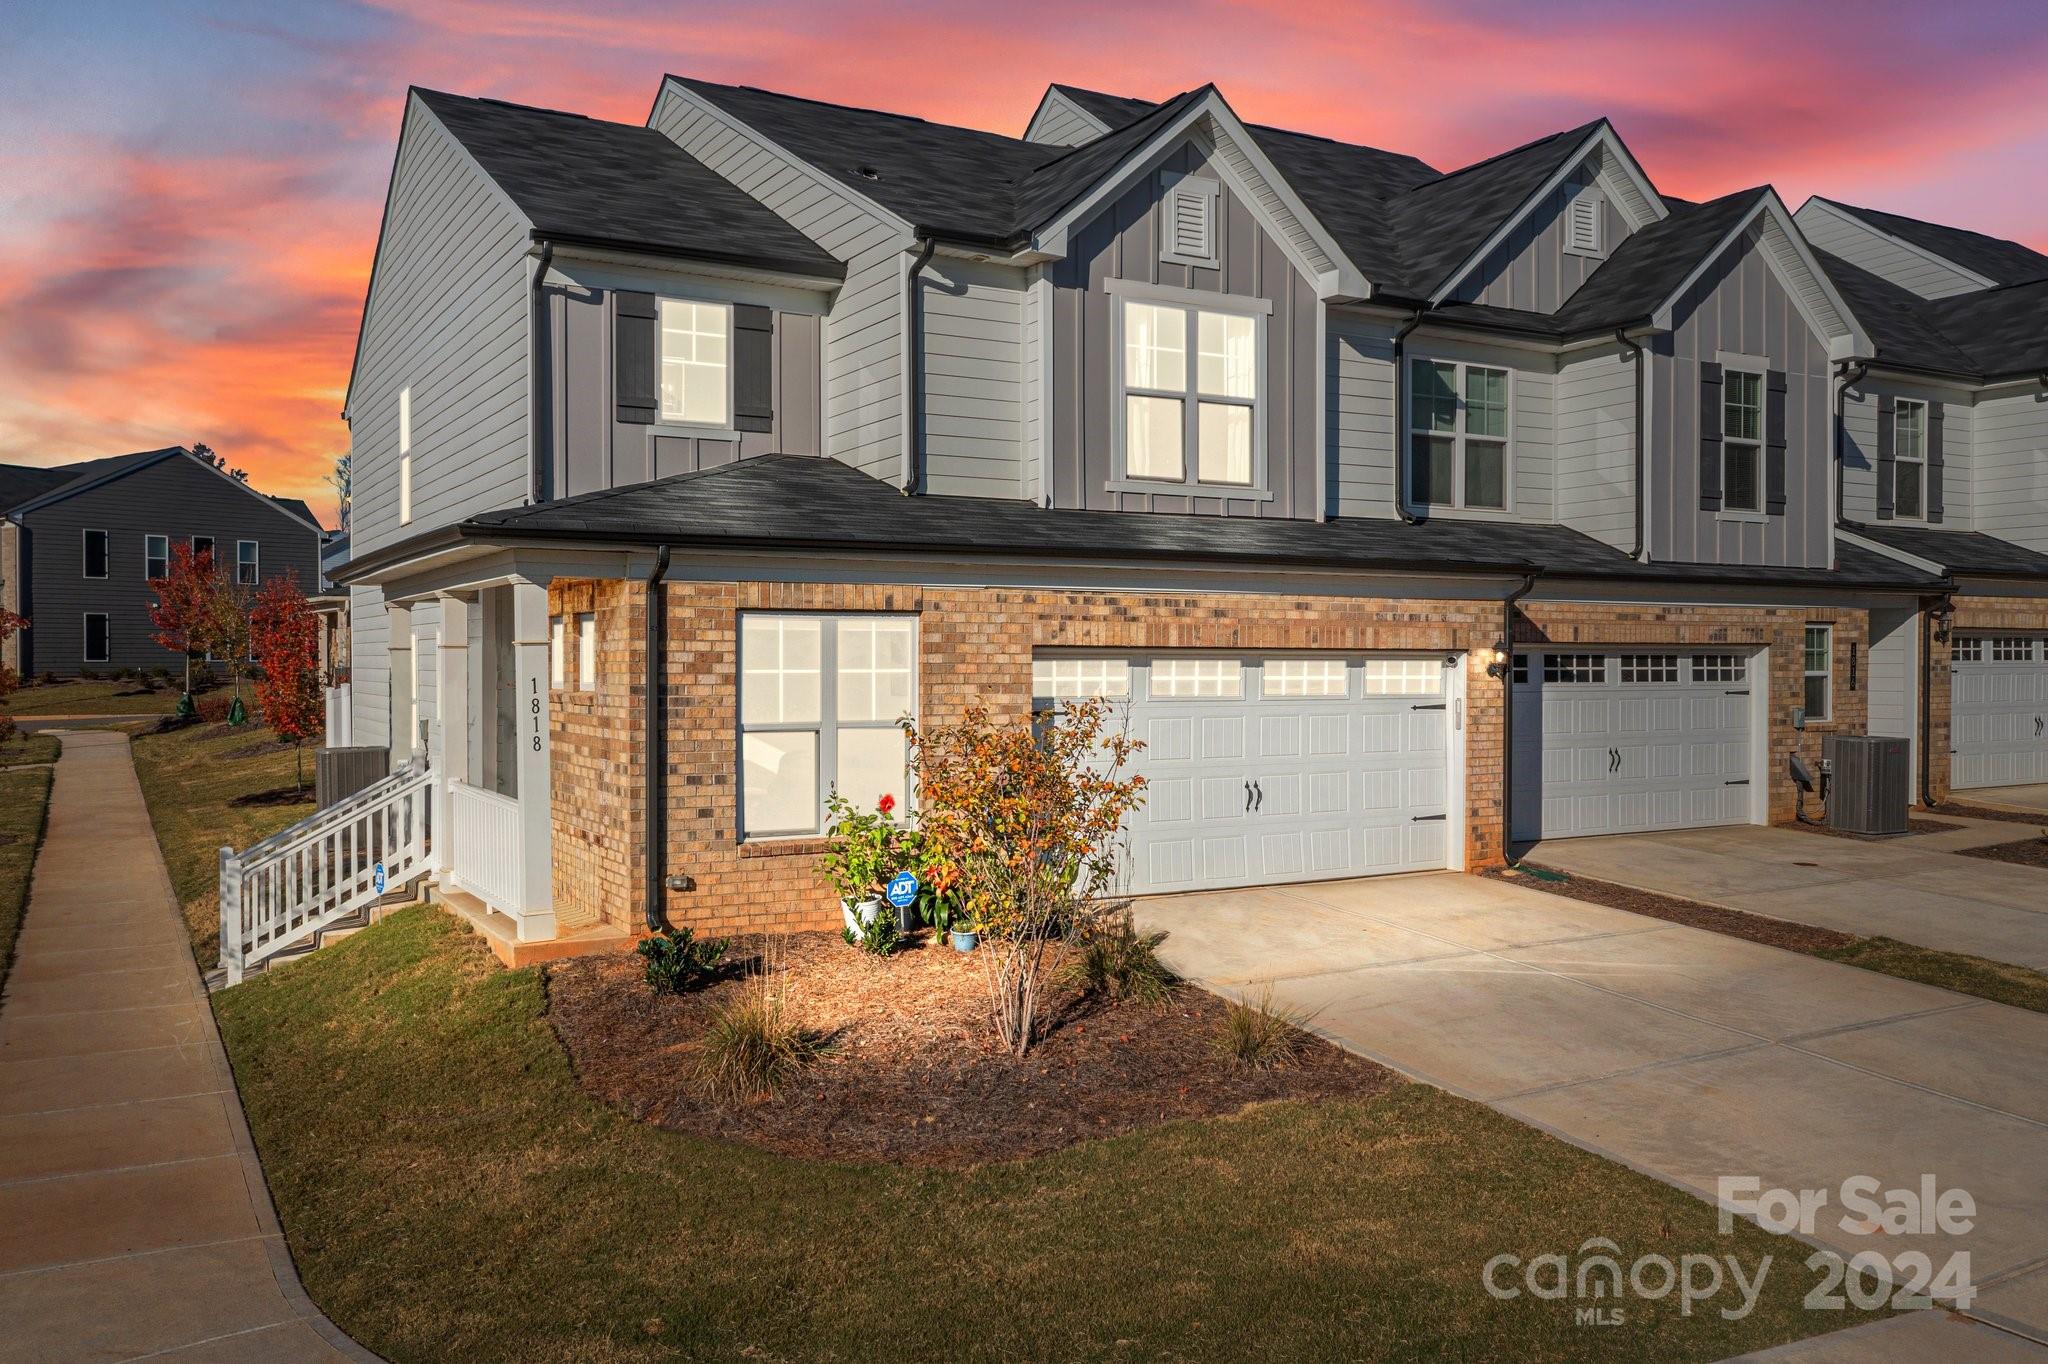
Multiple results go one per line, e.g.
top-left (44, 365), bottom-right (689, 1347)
top-left (1824, 735), bottom-right (1910, 835)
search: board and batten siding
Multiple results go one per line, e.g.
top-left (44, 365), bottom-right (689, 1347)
top-left (648, 83), bottom-right (915, 483)
top-left (1792, 201), bottom-right (1987, 301)
top-left (348, 97), bottom-right (532, 560)
top-left (1970, 386), bottom-right (2048, 554)
top-left (1047, 142), bottom-right (1321, 519)
top-left (542, 261), bottom-right (825, 497)
top-left (920, 256), bottom-right (1026, 498)
top-left (1450, 163), bottom-right (1636, 314)
top-left (1554, 343), bottom-right (1639, 549)
top-left (1649, 228), bottom-right (1833, 569)
top-left (1840, 378), bottom-right (1975, 529)
top-left (17, 456), bottom-right (320, 675)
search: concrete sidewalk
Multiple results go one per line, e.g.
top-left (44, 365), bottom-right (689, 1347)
top-left (0, 730), bottom-right (371, 1362)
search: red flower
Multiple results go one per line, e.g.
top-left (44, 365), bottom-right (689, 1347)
top-left (877, 793), bottom-right (896, 815)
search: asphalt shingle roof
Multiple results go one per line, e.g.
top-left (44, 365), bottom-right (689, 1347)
top-left (448, 454), bottom-right (1937, 590)
top-left (1816, 250), bottom-right (2048, 380)
top-left (1848, 523), bottom-right (2048, 579)
top-left (416, 89), bottom-right (840, 277)
top-left (1816, 198), bottom-right (2048, 287)
top-left (0, 463), bottom-right (74, 514)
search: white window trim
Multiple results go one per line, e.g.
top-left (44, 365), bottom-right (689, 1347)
top-left (1107, 280), bottom-right (1272, 500)
top-left (1159, 170), bottom-right (1220, 270)
top-left (83, 611), bottom-right (109, 664)
top-left (575, 612), bottom-right (596, 691)
top-left (1892, 398), bottom-right (1928, 523)
top-left (82, 528), bottom-right (108, 580)
top-left (1803, 624), bottom-right (1833, 722)
top-left (1720, 362), bottom-right (1767, 520)
top-left (549, 617), bottom-right (566, 688)
top-left (738, 612), bottom-right (918, 841)
top-left (398, 385), bottom-right (413, 526)
top-left (656, 296), bottom-right (737, 433)
top-left (143, 533), bottom-right (168, 581)
top-left (236, 539), bottom-right (259, 586)
top-left (1406, 355), bottom-right (1514, 514)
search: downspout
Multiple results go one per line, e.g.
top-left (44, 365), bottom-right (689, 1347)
top-left (527, 239), bottom-right (555, 506)
top-left (643, 544), bottom-right (672, 932)
top-left (901, 237), bottom-right (937, 493)
top-left (1919, 589), bottom-right (1951, 811)
top-left (1832, 359), bottom-right (1869, 530)
top-left (1497, 572), bottom-right (1538, 866)
top-left (1392, 308), bottom-right (1427, 524)
top-left (1614, 328), bottom-right (1646, 558)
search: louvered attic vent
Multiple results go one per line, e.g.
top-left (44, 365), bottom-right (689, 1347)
top-left (1160, 171), bottom-right (1219, 269)
top-left (1565, 187), bottom-right (1606, 257)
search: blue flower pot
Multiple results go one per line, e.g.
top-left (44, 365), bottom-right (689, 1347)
top-left (949, 928), bottom-right (979, 953)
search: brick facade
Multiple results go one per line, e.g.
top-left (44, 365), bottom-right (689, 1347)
top-left (548, 575), bottom-right (1890, 940)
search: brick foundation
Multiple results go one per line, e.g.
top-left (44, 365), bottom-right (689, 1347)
top-left (550, 577), bottom-right (1885, 938)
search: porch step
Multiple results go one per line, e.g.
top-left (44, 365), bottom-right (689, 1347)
top-left (206, 875), bottom-right (431, 991)
top-left (435, 888), bottom-right (641, 969)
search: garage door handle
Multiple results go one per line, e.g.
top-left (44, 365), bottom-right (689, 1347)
top-left (1244, 780), bottom-right (1254, 813)
top-left (2036, 717), bottom-right (2044, 737)
top-left (1412, 813), bottom-right (1447, 822)
top-left (1411, 702), bottom-right (1447, 711)
top-left (1253, 780), bottom-right (1264, 811)
top-left (1724, 779), bottom-right (1750, 786)
top-left (1609, 747), bottom-right (1621, 774)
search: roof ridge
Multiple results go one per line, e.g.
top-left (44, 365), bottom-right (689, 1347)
top-left (1016, 85), bottom-right (1206, 179)
top-left (1406, 118), bottom-right (1605, 194)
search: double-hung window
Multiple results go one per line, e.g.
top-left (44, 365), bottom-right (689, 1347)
top-left (1892, 399), bottom-right (1927, 520)
top-left (659, 299), bottom-right (731, 427)
top-left (83, 613), bottom-right (109, 664)
top-left (1409, 360), bottom-right (1508, 510)
top-left (236, 540), bottom-right (258, 585)
top-left (1802, 625), bottom-right (1833, 721)
top-left (191, 535), bottom-right (214, 567)
top-left (739, 614), bottom-right (915, 838)
top-left (1722, 369), bottom-right (1764, 513)
top-left (83, 529), bottom-right (108, 579)
top-left (144, 534), bottom-right (168, 580)
top-left (1121, 298), bottom-right (1259, 489)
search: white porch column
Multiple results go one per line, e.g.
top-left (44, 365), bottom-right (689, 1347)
top-left (434, 593), bottom-right (471, 877)
top-left (386, 600), bottom-right (414, 772)
top-left (510, 580), bottom-right (556, 941)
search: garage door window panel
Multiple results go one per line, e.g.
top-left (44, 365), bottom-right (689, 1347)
top-left (1264, 659), bottom-right (1349, 698)
top-left (1620, 655), bottom-right (1680, 684)
top-left (1692, 654), bottom-right (1747, 683)
top-left (1544, 654), bottom-right (1608, 685)
top-left (1033, 657), bottom-right (1131, 701)
top-left (1150, 658), bottom-right (1243, 699)
top-left (1362, 659), bottom-right (1442, 696)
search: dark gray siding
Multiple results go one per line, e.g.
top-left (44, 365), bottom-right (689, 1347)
top-left (1047, 142), bottom-right (1321, 519)
top-left (542, 271), bottom-right (824, 496)
top-left (18, 455), bottom-right (321, 675)
top-left (1649, 227), bottom-right (1833, 568)
top-left (1451, 163), bottom-right (1635, 313)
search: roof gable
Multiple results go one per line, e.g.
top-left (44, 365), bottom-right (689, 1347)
top-left (5, 447), bottom-right (326, 532)
top-left (1814, 197), bottom-right (2048, 289)
top-left (1652, 190), bottom-right (1867, 357)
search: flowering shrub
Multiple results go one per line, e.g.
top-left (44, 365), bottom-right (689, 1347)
top-left (817, 791), bottom-right (900, 905)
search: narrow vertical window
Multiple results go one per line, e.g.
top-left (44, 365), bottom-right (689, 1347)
top-left (1722, 370), bottom-right (1763, 512)
top-left (398, 385), bottom-right (413, 525)
top-left (1892, 399), bottom-right (1926, 521)
top-left (84, 612), bottom-right (109, 663)
top-left (575, 612), bottom-right (596, 691)
top-left (144, 533), bottom-right (168, 580)
top-left (191, 535), bottom-right (215, 566)
top-left (1803, 625), bottom-right (1833, 721)
top-left (236, 540), bottom-right (258, 585)
top-left (549, 617), bottom-right (565, 688)
top-left (83, 529), bottom-right (108, 579)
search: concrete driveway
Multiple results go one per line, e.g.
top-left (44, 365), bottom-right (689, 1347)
top-left (1968, 784), bottom-right (2048, 815)
top-left (1523, 824), bottom-right (2048, 970)
top-left (1134, 872), bottom-right (2048, 1343)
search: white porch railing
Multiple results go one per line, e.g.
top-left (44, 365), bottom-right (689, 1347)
top-left (218, 760), bottom-right (433, 985)
top-left (448, 780), bottom-right (523, 916)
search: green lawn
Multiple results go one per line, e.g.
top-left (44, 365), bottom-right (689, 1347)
top-left (1820, 936), bottom-right (2048, 1013)
top-left (1, 765), bottom-right (55, 988)
top-left (6, 678), bottom-right (182, 716)
top-left (131, 720), bottom-right (315, 961)
top-left (0, 732), bottom-right (60, 767)
top-left (215, 910), bottom-right (1884, 1364)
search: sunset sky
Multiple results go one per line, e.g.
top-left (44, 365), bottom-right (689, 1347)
top-left (4, 1), bottom-right (2046, 526)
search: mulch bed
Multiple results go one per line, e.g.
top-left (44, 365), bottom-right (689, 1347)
top-left (1787, 817), bottom-right (1960, 842)
top-left (1956, 837), bottom-right (2048, 870)
top-left (547, 931), bottom-right (1397, 1168)
top-left (1494, 867), bottom-right (1858, 954)
top-left (1931, 802), bottom-right (2048, 827)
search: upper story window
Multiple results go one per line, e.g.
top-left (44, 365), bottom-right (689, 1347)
top-left (1120, 297), bottom-right (1260, 490)
top-left (398, 385), bottom-right (413, 525)
top-left (1409, 360), bottom-right (1508, 511)
top-left (659, 299), bottom-right (731, 427)
top-left (83, 529), bottom-right (108, 579)
top-left (1892, 399), bottom-right (1927, 521)
top-left (1721, 369), bottom-right (1764, 513)
top-left (144, 534), bottom-right (168, 581)
top-left (191, 535), bottom-right (215, 567)
top-left (236, 540), bottom-right (259, 586)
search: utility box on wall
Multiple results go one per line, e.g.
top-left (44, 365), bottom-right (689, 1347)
top-left (1824, 735), bottom-right (1910, 836)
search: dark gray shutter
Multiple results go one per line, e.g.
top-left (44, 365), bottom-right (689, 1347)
top-left (732, 304), bottom-right (775, 434)
top-left (615, 291), bottom-right (658, 425)
top-left (1875, 393), bottom-right (1896, 520)
top-left (1764, 369), bottom-right (1788, 515)
top-left (1698, 362), bottom-right (1723, 511)
top-left (1926, 401), bottom-right (1945, 524)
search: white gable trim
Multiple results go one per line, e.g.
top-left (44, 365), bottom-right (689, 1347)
top-left (1029, 90), bottom-right (1371, 299)
top-left (1797, 198), bottom-right (1999, 294)
top-left (1837, 528), bottom-right (1948, 576)
top-left (1653, 191), bottom-right (1871, 360)
top-left (1023, 87), bottom-right (1112, 146)
top-left (1431, 123), bottom-right (1668, 305)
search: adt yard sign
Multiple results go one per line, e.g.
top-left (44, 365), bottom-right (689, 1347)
top-left (886, 871), bottom-right (919, 909)
top-left (373, 862), bottom-right (387, 895)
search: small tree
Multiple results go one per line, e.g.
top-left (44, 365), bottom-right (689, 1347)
top-left (0, 608), bottom-right (27, 743)
top-left (148, 542), bottom-right (214, 695)
top-left (251, 572), bottom-right (323, 789)
top-left (905, 699), bottom-right (1146, 1057)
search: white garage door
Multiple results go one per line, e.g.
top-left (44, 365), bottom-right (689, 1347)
top-left (1035, 654), bottom-right (1455, 896)
top-left (1512, 650), bottom-right (1755, 841)
top-left (1952, 635), bottom-right (2048, 789)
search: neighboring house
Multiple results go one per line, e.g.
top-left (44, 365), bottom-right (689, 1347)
top-left (322, 75), bottom-right (1986, 962)
top-left (1793, 197), bottom-right (2048, 794)
top-left (0, 447), bottom-right (323, 676)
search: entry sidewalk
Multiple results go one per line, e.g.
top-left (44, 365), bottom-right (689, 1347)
top-left (0, 730), bottom-right (372, 1362)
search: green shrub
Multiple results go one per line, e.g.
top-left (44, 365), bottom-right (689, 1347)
top-left (1215, 988), bottom-right (1313, 1070)
top-left (842, 906), bottom-right (900, 957)
top-left (636, 926), bottom-right (729, 995)
top-left (696, 979), bottom-right (830, 1102)
top-left (1066, 910), bottom-right (1174, 1005)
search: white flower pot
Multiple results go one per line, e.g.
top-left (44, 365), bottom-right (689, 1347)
top-left (842, 897), bottom-right (882, 935)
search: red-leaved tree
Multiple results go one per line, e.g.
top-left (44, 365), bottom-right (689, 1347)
top-left (251, 572), bottom-right (323, 790)
top-left (0, 608), bottom-right (27, 743)
top-left (148, 543), bottom-right (218, 695)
